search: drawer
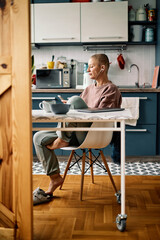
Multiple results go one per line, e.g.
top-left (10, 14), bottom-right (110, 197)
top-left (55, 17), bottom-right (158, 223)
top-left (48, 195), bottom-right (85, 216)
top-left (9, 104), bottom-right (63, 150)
top-left (125, 124), bottom-right (156, 156)
top-left (32, 93), bottom-right (79, 109)
top-left (32, 93), bottom-right (56, 109)
top-left (122, 93), bottom-right (157, 124)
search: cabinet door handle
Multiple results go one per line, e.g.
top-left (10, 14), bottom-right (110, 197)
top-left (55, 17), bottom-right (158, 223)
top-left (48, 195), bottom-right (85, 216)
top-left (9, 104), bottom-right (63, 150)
top-left (59, 71), bottom-right (62, 85)
top-left (89, 36), bottom-right (123, 40)
top-left (122, 97), bottom-right (148, 100)
top-left (126, 129), bottom-right (147, 132)
top-left (42, 37), bottom-right (75, 41)
top-left (32, 97), bottom-right (55, 100)
top-left (139, 97), bottom-right (148, 100)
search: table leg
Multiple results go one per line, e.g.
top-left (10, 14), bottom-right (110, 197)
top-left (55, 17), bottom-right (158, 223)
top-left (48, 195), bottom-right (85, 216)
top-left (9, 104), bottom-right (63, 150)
top-left (116, 120), bottom-right (127, 232)
top-left (121, 119), bottom-right (125, 215)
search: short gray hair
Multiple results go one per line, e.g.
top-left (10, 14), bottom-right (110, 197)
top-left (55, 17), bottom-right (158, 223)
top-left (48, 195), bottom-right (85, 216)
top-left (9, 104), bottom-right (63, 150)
top-left (91, 54), bottom-right (110, 73)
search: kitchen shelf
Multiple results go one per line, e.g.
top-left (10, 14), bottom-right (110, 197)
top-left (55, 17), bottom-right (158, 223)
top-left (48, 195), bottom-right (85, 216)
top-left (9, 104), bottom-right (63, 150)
top-left (129, 21), bottom-right (156, 25)
top-left (127, 41), bottom-right (156, 45)
top-left (128, 21), bottom-right (157, 45)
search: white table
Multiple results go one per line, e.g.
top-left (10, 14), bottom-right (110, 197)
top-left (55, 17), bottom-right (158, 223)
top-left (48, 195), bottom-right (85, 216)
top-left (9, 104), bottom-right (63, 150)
top-left (32, 108), bottom-right (133, 231)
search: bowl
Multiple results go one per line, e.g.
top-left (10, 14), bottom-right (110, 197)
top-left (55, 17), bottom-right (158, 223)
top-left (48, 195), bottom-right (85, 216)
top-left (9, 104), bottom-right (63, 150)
top-left (50, 103), bottom-right (70, 114)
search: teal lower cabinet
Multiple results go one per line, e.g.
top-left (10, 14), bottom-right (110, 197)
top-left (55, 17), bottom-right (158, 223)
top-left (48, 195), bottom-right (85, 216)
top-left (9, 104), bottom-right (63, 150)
top-left (32, 91), bottom-right (158, 157)
top-left (125, 124), bottom-right (156, 156)
top-left (122, 92), bottom-right (157, 156)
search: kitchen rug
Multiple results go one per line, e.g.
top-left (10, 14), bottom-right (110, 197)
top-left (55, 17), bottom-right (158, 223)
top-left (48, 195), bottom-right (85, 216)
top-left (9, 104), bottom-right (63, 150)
top-left (33, 161), bottom-right (160, 176)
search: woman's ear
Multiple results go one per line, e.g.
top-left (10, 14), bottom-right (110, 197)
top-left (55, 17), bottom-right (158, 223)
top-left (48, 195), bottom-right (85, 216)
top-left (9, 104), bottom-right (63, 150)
top-left (101, 65), bottom-right (105, 71)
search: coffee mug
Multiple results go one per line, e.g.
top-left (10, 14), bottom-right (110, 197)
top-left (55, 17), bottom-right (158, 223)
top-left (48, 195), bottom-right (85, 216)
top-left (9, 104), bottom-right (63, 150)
top-left (39, 100), bottom-right (56, 112)
top-left (47, 61), bottom-right (55, 69)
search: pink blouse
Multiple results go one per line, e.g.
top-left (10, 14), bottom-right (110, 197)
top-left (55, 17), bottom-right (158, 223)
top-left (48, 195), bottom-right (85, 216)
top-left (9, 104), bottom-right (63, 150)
top-left (80, 81), bottom-right (122, 108)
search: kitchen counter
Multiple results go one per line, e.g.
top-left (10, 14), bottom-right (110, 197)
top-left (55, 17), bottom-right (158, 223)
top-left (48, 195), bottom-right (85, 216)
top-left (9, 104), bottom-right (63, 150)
top-left (32, 88), bottom-right (160, 93)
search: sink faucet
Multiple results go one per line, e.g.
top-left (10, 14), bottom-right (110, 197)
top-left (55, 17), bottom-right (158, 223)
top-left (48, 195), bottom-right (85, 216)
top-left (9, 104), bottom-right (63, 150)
top-left (128, 64), bottom-right (139, 88)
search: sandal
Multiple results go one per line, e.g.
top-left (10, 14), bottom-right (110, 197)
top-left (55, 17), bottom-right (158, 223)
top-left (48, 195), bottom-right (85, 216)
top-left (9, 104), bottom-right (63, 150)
top-left (33, 187), bottom-right (53, 205)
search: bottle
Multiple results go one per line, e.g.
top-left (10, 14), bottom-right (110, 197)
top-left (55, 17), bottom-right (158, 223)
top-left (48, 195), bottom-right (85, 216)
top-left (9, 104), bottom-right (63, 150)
top-left (129, 6), bottom-right (136, 21)
top-left (136, 6), bottom-right (147, 21)
top-left (144, 3), bottom-right (150, 21)
top-left (83, 63), bottom-right (88, 74)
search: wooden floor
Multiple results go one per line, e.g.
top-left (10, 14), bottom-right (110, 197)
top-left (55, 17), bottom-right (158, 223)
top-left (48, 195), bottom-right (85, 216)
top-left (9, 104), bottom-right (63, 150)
top-left (33, 175), bottom-right (160, 240)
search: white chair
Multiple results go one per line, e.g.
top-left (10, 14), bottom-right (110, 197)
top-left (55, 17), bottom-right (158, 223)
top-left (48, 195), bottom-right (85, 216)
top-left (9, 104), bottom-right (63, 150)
top-left (60, 122), bottom-right (120, 201)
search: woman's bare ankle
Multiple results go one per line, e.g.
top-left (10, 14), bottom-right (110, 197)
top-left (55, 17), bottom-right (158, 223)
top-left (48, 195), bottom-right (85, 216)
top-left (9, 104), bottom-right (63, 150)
top-left (46, 174), bottom-right (64, 194)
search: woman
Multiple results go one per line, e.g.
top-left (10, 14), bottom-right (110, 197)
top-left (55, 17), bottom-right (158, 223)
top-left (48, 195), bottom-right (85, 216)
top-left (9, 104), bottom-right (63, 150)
top-left (33, 54), bottom-right (122, 204)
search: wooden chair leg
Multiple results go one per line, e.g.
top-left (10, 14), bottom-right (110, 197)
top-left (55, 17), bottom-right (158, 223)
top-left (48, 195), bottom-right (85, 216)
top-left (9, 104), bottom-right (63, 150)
top-left (100, 150), bottom-right (118, 194)
top-left (59, 150), bottom-right (75, 190)
top-left (88, 148), bottom-right (94, 184)
top-left (80, 149), bottom-right (86, 201)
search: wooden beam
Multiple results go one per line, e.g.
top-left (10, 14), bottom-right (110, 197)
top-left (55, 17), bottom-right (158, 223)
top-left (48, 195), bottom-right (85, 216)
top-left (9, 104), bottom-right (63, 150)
top-left (0, 89), bottom-right (13, 208)
top-left (0, 75), bottom-right (11, 95)
top-left (0, 1), bottom-right (11, 56)
top-left (0, 56), bottom-right (12, 75)
top-left (11, 1), bottom-right (33, 239)
top-left (0, 227), bottom-right (14, 240)
top-left (0, 1), bottom-right (33, 238)
top-left (0, 202), bottom-right (15, 226)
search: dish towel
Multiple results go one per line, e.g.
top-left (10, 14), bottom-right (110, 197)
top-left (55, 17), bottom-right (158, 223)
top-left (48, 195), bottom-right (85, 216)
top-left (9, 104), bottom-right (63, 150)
top-left (121, 97), bottom-right (139, 126)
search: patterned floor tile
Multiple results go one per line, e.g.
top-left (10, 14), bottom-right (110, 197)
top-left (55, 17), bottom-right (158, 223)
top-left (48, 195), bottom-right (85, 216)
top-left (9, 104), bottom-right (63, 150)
top-left (33, 161), bottom-right (160, 176)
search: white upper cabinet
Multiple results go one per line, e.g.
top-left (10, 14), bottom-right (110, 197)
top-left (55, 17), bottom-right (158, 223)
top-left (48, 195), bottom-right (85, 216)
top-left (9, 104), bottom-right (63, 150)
top-left (81, 2), bottom-right (128, 43)
top-left (31, 4), bottom-right (35, 43)
top-left (34, 3), bottom-right (80, 43)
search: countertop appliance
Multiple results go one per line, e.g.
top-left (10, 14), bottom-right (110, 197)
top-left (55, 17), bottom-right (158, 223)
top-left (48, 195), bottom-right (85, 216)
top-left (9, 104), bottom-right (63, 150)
top-left (36, 68), bottom-right (70, 89)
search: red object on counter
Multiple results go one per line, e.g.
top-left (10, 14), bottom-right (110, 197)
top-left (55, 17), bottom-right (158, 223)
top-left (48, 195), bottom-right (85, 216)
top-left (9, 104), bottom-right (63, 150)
top-left (117, 54), bottom-right (125, 70)
top-left (32, 74), bottom-right (36, 85)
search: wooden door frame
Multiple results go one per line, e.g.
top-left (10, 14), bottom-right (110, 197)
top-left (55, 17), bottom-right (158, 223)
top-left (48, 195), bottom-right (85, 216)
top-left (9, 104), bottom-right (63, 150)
top-left (0, 1), bottom-right (33, 239)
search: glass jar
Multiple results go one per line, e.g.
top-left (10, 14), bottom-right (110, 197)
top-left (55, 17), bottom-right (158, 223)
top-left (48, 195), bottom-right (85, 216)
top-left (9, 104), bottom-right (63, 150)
top-left (145, 28), bottom-right (154, 42)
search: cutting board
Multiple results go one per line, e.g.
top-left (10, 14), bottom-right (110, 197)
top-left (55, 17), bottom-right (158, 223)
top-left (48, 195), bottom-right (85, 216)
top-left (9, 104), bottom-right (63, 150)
top-left (152, 66), bottom-right (159, 88)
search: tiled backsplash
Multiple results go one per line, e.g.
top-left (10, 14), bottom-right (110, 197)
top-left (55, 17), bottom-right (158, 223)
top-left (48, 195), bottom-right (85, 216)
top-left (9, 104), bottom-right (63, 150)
top-left (32, 45), bottom-right (155, 87)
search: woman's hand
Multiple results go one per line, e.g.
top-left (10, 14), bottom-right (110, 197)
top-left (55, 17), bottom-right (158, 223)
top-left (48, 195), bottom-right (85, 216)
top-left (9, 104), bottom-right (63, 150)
top-left (61, 100), bottom-right (67, 104)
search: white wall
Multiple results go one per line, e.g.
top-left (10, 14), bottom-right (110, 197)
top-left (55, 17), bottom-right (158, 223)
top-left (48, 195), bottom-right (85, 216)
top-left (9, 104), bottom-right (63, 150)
top-left (32, 45), bottom-right (155, 87)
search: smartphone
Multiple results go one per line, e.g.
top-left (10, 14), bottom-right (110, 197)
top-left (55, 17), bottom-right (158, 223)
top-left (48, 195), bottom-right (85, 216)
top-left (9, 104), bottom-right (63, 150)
top-left (57, 95), bottom-right (65, 101)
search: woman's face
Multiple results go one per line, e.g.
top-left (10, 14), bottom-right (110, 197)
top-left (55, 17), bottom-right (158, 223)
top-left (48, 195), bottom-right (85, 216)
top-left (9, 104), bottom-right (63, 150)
top-left (87, 57), bottom-right (101, 80)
